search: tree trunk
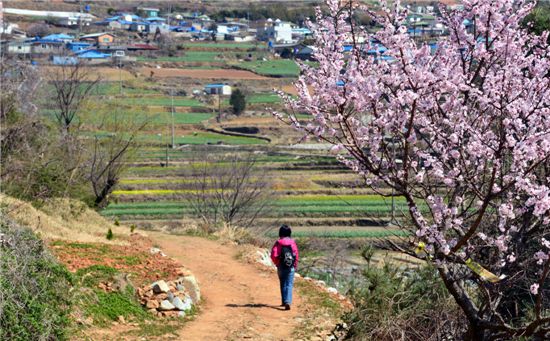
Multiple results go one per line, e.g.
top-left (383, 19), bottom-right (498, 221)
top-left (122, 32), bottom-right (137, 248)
top-left (94, 179), bottom-right (116, 208)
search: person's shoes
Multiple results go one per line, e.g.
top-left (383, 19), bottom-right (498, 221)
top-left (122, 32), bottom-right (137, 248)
top-left (284, 304), bottom-right (291, 310)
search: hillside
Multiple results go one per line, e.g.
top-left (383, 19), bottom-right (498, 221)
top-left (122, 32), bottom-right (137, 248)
top-left (0, 195), bottom-right (347, 340)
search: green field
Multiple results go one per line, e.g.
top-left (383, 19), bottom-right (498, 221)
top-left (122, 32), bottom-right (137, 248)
top-left (119, 97), bottom-right (203, 107)
top-left (150, 112), bottom-right (214, 125)
top-left (235, 60), bottom-right (300, 77)
top-left (248, 93), bottom-right (282, 104)
top-left (179, 42), bottom-right (266, 50)
top-left (266, 230), bottom-right (410, 239)
top-left (139, 131), bottom-right (268, 145)
top-left (137, 51), bottom-right (222, 62)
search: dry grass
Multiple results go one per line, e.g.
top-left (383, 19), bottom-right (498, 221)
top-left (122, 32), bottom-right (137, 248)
top-left (0, 194), bottom-right (131, 245)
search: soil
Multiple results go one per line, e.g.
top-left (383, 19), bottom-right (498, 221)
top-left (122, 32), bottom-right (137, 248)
top-left (50, 234), bottom-right (184, 288)
top-left (149, 232), bottom-right (308, 341)
top-left (138, 67), bottom-right (270, 80)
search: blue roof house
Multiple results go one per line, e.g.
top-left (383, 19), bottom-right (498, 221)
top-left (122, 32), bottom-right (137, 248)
top-left (75, 49), bottom-right (111, 59)
top-left (204, 83), bottom-right (232, 95)
top-left (42, 33), bottom-right (74, 42)
top-left (67, 42), bottom-right (93, 52)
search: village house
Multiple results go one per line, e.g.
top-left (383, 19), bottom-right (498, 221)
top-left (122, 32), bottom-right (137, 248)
top-left (256, 19), bottom-right (293, 44)
top-left (7, 40), bottom-right (32, 55)
top-left (137, 7), bottom-right (160, 18)
top-left (80, 32), bottom-right (115, 45)
top-left (204, 83), bottom-right (232, 96)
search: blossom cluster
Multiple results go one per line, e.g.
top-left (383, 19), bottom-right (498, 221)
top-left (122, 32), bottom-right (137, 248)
top-left (280, 0), bottom-right (550, 295)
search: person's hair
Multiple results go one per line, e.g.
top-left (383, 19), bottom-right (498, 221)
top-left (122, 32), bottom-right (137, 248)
top-left (279, 224), bottom-right (291, 238)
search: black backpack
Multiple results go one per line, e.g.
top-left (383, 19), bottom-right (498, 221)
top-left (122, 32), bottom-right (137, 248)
top-left (279, 243), bottom-right (295, 269)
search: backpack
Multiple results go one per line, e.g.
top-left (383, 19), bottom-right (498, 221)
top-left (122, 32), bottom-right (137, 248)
top-left (279, 243), bottom-right (295, 269)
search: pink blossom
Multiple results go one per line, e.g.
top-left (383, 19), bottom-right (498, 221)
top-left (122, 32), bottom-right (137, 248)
top-left (530, 283), bottom-right (540, 295)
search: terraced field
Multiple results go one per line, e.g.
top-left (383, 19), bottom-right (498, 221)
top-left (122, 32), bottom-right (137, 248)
top-left (91, 74), bottom-right (403, 239)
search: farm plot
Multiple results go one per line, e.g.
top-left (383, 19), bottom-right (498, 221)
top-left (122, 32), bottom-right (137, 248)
top-left (233, 60), bottom-right (300, 77)
top-left (149, 112), bottom-right (214, 125)
top-left (179, 42), bottom-right (266, 50)
top-left (118, 97), bottom-right (203, 107)
top-left (138, 67), bottom-right (270, 80)
top-left (137, 131), bottom-right (268, 145)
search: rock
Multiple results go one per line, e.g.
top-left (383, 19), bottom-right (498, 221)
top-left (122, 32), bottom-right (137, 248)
top-left (153, 280), bottom-right (170, 294)
top-left (159, 300), bottom-right (175, 311)
top-left (167, 291), bottom-right (174, 302)
top-left (156, 293), bottom-right (168, 300)
top-left (178, 311), bottom-right (186, 318)
top-left (117, 315), bottom-right (126, 324)
top-left (172, 296), bottom-right (193, 311)
top-left (147, 308), bottom-right (157, 315)
top-left (295, 273), bottom-right (301, 278)
top-left (176, 284), bottom-right (185, 292)
top-left (316, 280), bottom-right (326, 286)
top-left (176, 267), bottom-right (192, 276)
top-left (180, 275), bottom-right (201, 303)
top-left (145, 299), bottom-right (159, 309)
top-left (327, 287), bottom-right (338, 294)
top-left (143, 290), bottom-right (154, 298)
top-left (150, 247), bottom-right (166, 257)
top-left (304, 277), bottom-right (312, 281)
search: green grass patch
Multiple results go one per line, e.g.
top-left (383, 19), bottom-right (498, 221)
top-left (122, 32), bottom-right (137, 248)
top-left (150, 112), bottom-right (214, 125)
top-left (138, 131), bottom-right (268, 145)
top-left (270, 229), bottom-right (411, 238)
top-left (137, 51), bottom-right (222, 63)
top-left (236, 59), bottom-right (300, 77)
top-left (180, 42), bottom-right (266, 50)
top-left (119, 97), bottom-right (203, 107)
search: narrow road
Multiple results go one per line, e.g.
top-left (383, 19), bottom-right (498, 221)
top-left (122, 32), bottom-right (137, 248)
top-left (150, 232), bottom-right (304, 341)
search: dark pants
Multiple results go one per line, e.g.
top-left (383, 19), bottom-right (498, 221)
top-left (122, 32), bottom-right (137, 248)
top-left (277, 266), bottom-right (295, 305)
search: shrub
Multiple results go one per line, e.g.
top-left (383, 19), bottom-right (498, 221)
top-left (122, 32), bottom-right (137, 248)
top-left (343, 249), bottom-right (467, 340)
top-left (130, 224), bottom-right (136, 233)
top-left (229, 89), bottom-right (246, 115)
top-left (106, 228), bottom-right (113, 240)
top-left (0, 217), bottom-right (73, 340)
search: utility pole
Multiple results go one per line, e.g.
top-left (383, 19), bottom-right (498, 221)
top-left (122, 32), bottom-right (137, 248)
top-left (78, 0), bottom-right (83, 39)
top-left (118, 57), bottom-right (122, 95)
top-left (217, 90), bottom-right (222, 122)
top-left (171, 89), bottom-right (175, 149)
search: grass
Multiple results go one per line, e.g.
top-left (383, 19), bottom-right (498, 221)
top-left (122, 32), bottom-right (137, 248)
top-left (235, 59), bottom-right (300, 77)
top-left (179, 42), bottom-right (266, 50)
top-left (119, 97), bottom-right (203, 107)
top-left (137, 51), bottom-right (223, 63)
top-left (247, 93), bottom-right (282, 104)
top-left (91, 83), bottom-right (161, 96)
top-left (73, 265), bottom-right (148, 326)
top-left (139, 131), bottom-right (268, 145)
top-left (269, 230), bottom-right (411, 238)
top-left (149, 112), bottom-right (214, 125)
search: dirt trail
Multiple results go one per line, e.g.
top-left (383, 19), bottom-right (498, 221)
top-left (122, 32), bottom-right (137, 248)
top-left (149, 232), bottom-right (304, 341)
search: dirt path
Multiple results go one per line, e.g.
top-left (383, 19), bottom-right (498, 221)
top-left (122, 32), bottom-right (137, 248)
top-left (149, 232), bottom-right (304, 341)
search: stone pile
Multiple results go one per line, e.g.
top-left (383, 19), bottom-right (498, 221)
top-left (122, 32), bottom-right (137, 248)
top-left (137, 277), bottom-right (200, 318)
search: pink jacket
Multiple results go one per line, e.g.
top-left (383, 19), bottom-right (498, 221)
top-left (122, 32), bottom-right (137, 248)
top-left (270, 237), bottom-right (299, 269)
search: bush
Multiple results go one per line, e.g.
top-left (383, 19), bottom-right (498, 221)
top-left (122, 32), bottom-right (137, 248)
top-left (229, 89), bottom-right (246, 115)
top-left (0, 217), bottom-right (73, 340)
top-left (343, 250), bottom-right (467, 340)
top-left (106, 228), bottom-right (113, 240)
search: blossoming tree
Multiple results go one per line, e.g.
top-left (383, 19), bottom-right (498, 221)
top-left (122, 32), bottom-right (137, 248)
top-left (279, 0), bottom-right (550, 338)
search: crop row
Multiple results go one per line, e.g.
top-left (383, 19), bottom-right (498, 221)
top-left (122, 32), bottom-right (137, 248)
top-left (265, 229), bottom-right (411, 239)
top-left (102, 204), bottom-right (417, 218)
top-left (106, 196), bottom-right (407, 209)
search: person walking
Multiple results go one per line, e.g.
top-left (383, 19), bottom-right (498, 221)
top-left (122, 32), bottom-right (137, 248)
top-left (270, 224), bottom-right (299, 311)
